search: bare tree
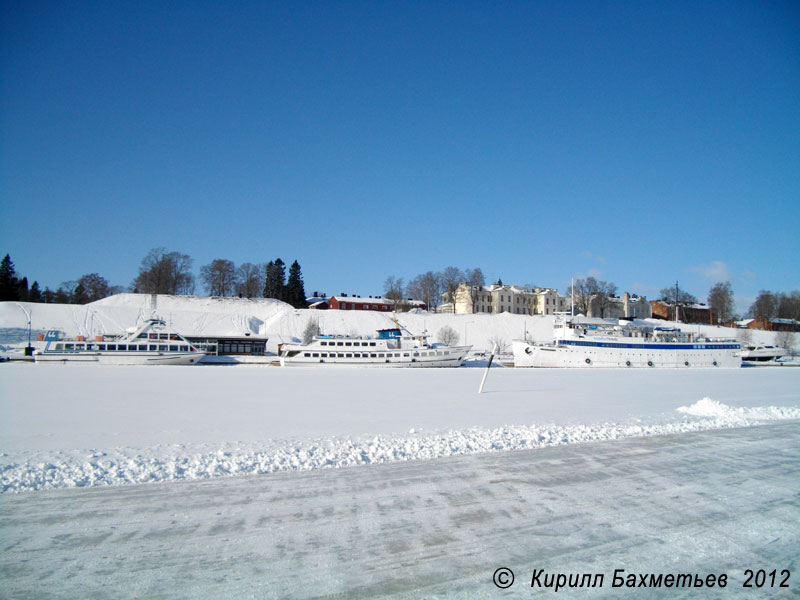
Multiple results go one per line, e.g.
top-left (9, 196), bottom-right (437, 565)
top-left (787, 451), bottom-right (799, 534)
top-left (406, 271), bottom-right (441, 311)
top-left (488, 335), bottom-right (509, 354)
top-left (236, 262), bottom-right (264, 298)
top-left (464, 267), bottom-right (485, 288)
top-left (737, 328), bottom-right (753, 346)
top-left (302, 319), bottom-right (320, 344)
top-left (200, 259), bottom-right (238, 296)
top-left (437, 325), bottom-right (460, 346)
top-left (659, 283), bottom-right (697, 304)
top-left (77, 273), bottom-right (112, 303)
top-left (776, 291), bottom-right (800, 321)
top-left (748, 290), bottom-right (777, 320)
top-left (439, 266), bottom-right (464, 307)
top-left (708, 281), bottom-right (734, 324)
top-left (133, 248), bottom-right (195, 295)
top-left (569, 277), bottom-right (617, 317)
top-left (383, 275), bottom-right (410, 311)
top-left (775, 330), bottom-right (796, 356)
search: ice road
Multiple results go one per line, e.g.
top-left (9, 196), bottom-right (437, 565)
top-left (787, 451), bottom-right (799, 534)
top-left (2, 422), bottom-right (798, 599)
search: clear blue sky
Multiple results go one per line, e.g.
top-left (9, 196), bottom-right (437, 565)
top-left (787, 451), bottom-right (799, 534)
top-left (2, 1), bottom-right (798, 314)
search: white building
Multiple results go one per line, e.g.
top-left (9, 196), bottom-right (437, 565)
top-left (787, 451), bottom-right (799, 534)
top-left (588, 292), bottom-right (652, 319)
top-left (448, 284), bottom-right (567, 315)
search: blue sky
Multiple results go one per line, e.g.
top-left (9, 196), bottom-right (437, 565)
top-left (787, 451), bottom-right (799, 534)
top-left (2, 1), bottom-right (798, 314)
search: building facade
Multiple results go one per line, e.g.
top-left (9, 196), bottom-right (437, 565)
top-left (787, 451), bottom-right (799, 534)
top-left (326, 295), bottom-right (426, 312)
top-left (588, 293), bottom-right (652, 319)
top-left (650, 300), bottom-right (713, 324)
top-left (449, 284), bottom-right (567, 315)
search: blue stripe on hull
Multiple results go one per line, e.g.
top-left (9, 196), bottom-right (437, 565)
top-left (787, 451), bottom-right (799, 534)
top-left (557, 340), bottom-right (740, 351)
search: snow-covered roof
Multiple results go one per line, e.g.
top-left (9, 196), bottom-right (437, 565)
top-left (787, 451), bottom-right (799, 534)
top-left (331, 296), bottom-right (394, 304)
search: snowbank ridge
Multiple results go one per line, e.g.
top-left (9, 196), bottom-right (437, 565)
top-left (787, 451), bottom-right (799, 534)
top-left (3, 399), bottom-right (799, 493)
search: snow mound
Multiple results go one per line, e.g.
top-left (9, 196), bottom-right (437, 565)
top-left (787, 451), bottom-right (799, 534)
top-left (4, 398), bottom-right (800, 493)
top-left (677, 398), bottom-right (800, 422)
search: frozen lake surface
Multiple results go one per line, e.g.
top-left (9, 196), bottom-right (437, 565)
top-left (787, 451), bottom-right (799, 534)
top-left (1, 363), bottom-right (799, 597)
top-left (1, 364), bottom-right (799, 491)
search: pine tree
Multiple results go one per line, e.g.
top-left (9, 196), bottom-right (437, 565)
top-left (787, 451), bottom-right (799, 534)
top-left (264, 259), bottom-right (287, 301)
top-left (0, 254), bottom-right (19, 301)
top-left (17, 276), bottom-right (29, 301)
top-left (29, 281), bottom-right (42, 303)
top-left (286, 260), bottom-right (307, 308)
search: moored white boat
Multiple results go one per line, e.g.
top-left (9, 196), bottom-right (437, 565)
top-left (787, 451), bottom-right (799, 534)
top-left (278, 327), bottom-right (471, 367)
top-left (740, 344), bottom-right (785, 362)
top-left (513, 315), bottom-right (741, 368)
top-left (35, 318), bottom-right (205, 365)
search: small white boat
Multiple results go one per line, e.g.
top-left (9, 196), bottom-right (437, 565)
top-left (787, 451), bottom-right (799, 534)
top-left (35, 318), bottom-right (205, 365)
top-left (512, 315), bottom-right (741, 368)
top-left (740, 344), bottom-right (785, 362)
top-left (278, 328), bottom-right (471, 367)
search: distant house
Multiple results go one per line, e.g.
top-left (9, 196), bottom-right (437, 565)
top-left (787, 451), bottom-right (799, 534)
top-left (745, 317), bottom-right (800, 332)
top-left (326, 295), bottom-right (426, 312)
top-left (650, 300), bottom-right (713, 324)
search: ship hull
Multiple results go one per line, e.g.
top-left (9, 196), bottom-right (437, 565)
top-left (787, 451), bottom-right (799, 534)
top-left (512, 340), bottom-right (741, 368)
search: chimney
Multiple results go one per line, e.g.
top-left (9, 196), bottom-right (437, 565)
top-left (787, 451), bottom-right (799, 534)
top-left (624, 292), bottom-right (630, 318)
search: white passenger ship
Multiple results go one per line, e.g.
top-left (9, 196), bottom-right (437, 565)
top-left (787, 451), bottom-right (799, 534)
top-left (512, 316), bottom-right (741, 368)
top-left (278, 328), bottom-right (471, 367)
top-left (35, 318), bottom-right (205, 365)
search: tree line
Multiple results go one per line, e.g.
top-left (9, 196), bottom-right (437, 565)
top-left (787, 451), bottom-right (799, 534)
top-left (383, 267), bottom-right (486, 312)
top-left (0, 254), bottom-right (124, 304)
top-left (748, 290), bottom-right (800, 322)
top-left (0, 249), bottom-right (308, 308)
top-left (5, 248), bottom-right (797, 322)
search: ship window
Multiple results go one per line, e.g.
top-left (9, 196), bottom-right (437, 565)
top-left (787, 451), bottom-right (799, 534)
top-left (413, 352), bottom-right (419, 357)
top-left (180, 345), bottom-right (188, 351)
top-left (345, 342), bottom-right (352, 346)
top-left (170, 345), bottom-right (178, 352)
top-left (97, 344), bottom-right (106, 351)
top-left (370, 353), bottom-right (377, 358)
top-left (369, 342), bottom-right (376, 346)
top-left (345, 353), bottom-right (352, 358)
top-left (312, 353), bottom-right (319, 357)
top-left (304, 353), bottom-right (311, 357)
top-left (337, 342), bottom-right (344, 346)
top-left (404, 352), bottom-right (410, 357)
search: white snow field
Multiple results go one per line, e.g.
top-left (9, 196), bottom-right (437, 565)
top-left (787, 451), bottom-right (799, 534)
top-left (1, 365), bottom-right (799, 492)
top-left (1, 363), bottom-right (799, 598)
top-left (1, 296), bottom-right (799, 598)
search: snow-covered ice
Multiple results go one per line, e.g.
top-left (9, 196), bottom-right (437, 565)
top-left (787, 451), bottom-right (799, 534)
top-left (1, 364), bottom-right (799, 492)
top-left (1, 296), bottom-right (799, 598)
